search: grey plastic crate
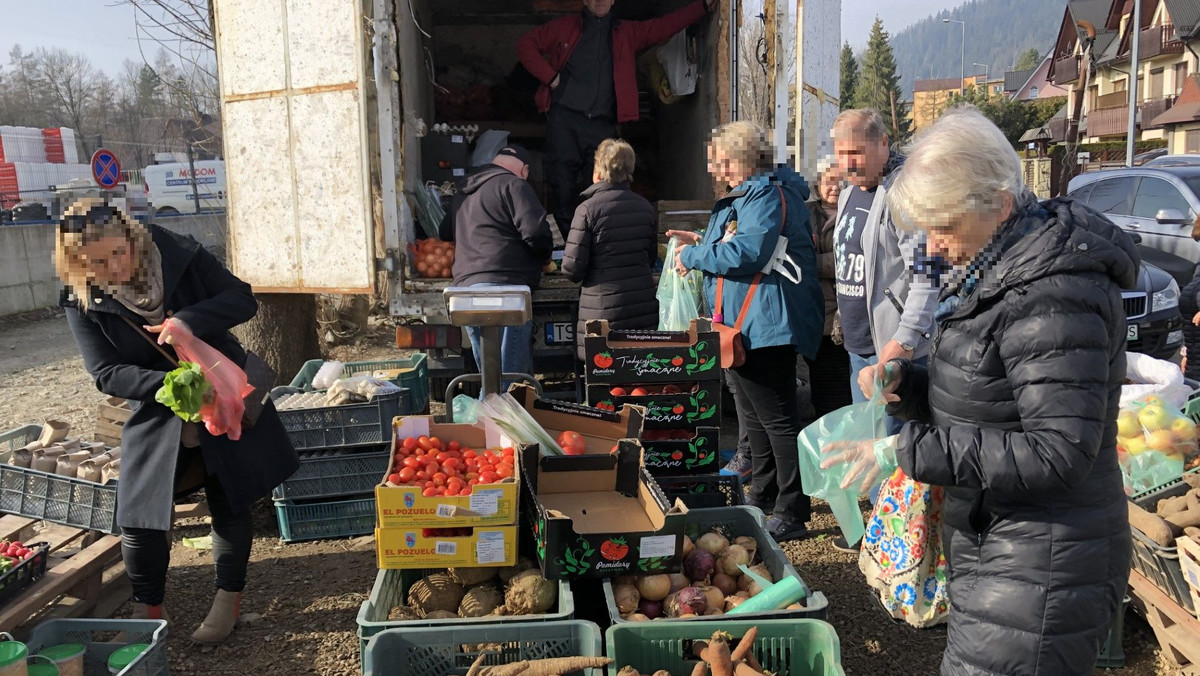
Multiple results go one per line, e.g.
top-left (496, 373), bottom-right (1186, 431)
top-left (603, 506), bottom-right (828, 625)
top-left (271, 386), bottom-right (407, 450)
top-left (0, 423), bottom-right (40, 458)
top-left (274, 496), bottom-right (376, 543)
top-left (272, 443), bottom-right (390, 500)
top-left (362, 620), bottom-right (603, 676)
top-left (26, 618), bottom-right (168, 676)
top-left (1131, 482), bottom-right (1195, 612)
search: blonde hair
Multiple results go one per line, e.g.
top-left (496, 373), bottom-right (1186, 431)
top-left (709, 121), bottom-right (774, 173)
top-left (55, 198), bottom-right (153, 302)
top-left (887, 106), bottom-right (1023, 231)
top-left (594, 139), bottom-right (636, 183)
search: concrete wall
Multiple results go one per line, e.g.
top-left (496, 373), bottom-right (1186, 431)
top-left (0, 213), bottom-right (228, 317)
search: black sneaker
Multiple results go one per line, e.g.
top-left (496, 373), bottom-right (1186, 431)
top-left (721, 450), bottom-right (753, 478)
top-left (765, 516), bottom-right (810, 542)
top-left (831, 535), bottom-right (860, 553)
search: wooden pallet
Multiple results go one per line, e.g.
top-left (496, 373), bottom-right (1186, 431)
top-left (95, 396), bottom-right (131, 447)
top-left (1130, 568), bottom-right (1200, 674)
top-left (0, 502), bottom-right (208, 633)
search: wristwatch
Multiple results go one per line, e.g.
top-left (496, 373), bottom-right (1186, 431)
top-left (900, 342), bottom-right (915, 353)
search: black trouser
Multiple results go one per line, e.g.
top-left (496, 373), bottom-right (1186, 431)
top-left (805, 335), bottom-right (853, 419)
top-left (729, 345), bottom-right (811, 523)
top-left (545, 106), bottom-right (616, 239)
top-left (123, 446), bottom-right (253, 606)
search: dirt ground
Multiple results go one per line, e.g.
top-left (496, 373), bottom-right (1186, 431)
top-left (0, 310), bottom-right (1185, 675)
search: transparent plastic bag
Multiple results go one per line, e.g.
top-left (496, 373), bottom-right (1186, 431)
top-left (475, 392), bottom-right (566, 455)
top-left (452, 394), bottom-right (479, 423)
top-left (797, 389), bottom-right (888, 545)
top-left (172, 330), bottom-right (254, 441)
top-left (657, 236), bottom-right (703, 331)
top-left (1117, 394), bottom-right (1199, 493)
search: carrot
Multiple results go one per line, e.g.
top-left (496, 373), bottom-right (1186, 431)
top-left (733, 663), bottom-right (765, 676)
top-left (466, 652), bottom-right (490, 676)
top-left (690, 661), bottom-right (709, 676)
top-left (729, 626), bottom-right (758, 663)
top-left (700, 631), bottom-right (735, 676)
top-left (478, 657), bottom-right (613, 676)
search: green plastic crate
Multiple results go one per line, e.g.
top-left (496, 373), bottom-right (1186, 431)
top-left (272, 443), bottom-right (390, 500)
top-left (291, 355), bottom-right (430, 414)
top-left (26, 618), bottom-right (168, 676)
top-left (363, 620), bottom-right (603, 676)
top-left (602, 506), bottom-right (828, 626)
top-left (274, 496), bottom-right (376, 543)
top-left (606, 619), bottom-right (844, 676)
top-left (356, 567), bottom-right (576, 665)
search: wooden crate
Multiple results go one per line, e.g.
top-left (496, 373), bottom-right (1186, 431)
top-left (1180, 536), bottom-right (1200, 620)
top-left (1130, 568), bottom-right (1200, 670)
top-left (95, 396), bottom-right (130, 447)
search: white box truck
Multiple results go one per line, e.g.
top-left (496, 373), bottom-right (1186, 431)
top-left (211, 0), bottom-right (840, 396)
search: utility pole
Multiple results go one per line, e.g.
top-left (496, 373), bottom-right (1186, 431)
top-left (944, 18), bottom-right (966, 94)
top-left (186, 136), bottom-right (201, 214)
top-left (1126, 0), bottom-right (1142, 166)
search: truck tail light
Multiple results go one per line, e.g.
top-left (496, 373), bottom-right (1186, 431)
top-left (396, 324), bottom-right (461, 349)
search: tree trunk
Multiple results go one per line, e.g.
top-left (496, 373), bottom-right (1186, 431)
top-left (234, 294), bottom-right (321, 386)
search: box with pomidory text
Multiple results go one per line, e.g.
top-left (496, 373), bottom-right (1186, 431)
top-left (582, 319), bottom-right (720, 384)
top-left (586, 382), bottom-right (722, 430)
top-left (640, 427), bottom-right (722, 475)
top-left (509, 383), bottom-right (644, 455)
top-left (376, 416), bottom-right (520, 529)
top-left (522, 442), bottom-right (687, 580)
top-left (375, 524), bottom-right (518, 569)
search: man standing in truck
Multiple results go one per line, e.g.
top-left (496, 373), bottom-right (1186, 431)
top-left (517, 0), bottom-right (717, 240)
top-left (441, 145), bottom-right (554, 381)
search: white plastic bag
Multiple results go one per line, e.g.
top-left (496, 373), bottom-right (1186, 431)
top-left (1121, 352), bottom-right (1192, 410)
top-left (656, 30), bottom-right (697, 97)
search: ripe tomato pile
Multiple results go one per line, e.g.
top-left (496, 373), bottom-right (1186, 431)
top-left (386, 435), bottom-right (515, 497)
top-left (607, 384), bottom-right (699, 397)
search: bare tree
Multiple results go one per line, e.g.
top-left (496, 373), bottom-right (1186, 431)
top-left (37, 49), bottom-right (103, 154)
top-left (737, 3), bottom-right (772, 127)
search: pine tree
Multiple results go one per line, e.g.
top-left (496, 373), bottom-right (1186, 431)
top-left (853, 17), bottom-right (910, 142)
top-left (840, 43), bottom-right (859, 111)
top-left (1015, 47), bottom-right (1041, 72)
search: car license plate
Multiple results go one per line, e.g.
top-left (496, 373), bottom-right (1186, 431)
top-left (544, 321), bottom-right (575, 346)
top-left (1127, 324), bottom-right (1139, 341)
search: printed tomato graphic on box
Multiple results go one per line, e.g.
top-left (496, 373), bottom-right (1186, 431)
top-left (587, 384), bottom-right (721, 429)
top-left (593, 351), bottom-right (614, 369)
top-left (600, 537), bottom-right (630, 561)
top-left (640, 427), bottom-right (721, 475)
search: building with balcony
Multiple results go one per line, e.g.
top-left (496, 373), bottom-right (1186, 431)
top-left (1007, 56), bottom-right (1070, 101)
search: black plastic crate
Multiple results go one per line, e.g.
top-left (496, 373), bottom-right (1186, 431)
top-left (271, 387), bottom-right (407, 450)
top-left (1131, 481), bottom-right (1195, 612)
top-left (0, 541), bottom-right (49, 607)
top-left (272, 443), bottom-right (390, 500)
top-left (656, 474), bottom-right (744, 509)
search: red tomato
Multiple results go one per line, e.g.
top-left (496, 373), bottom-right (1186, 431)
top-left (402, 456), bottom-right (421, 469)
top-left (402, 437), bottom-right (419, 451)
top-left (479, 471), bottom-right (499, 484)
top-left (398, 467), bottom-right (416, 482)
top-left (630, 387), bottom-right (649, 397)
top-left (387, 472), bottom-right (401, 484)
top-left (497, 465), bottom-right (514, 479)
top-left (467, 479), bottom-right (479, 487)
top-left (466, 472), bottom-right (480, 480)
top-left (447, 440), bottom-right (461, 453)
top-left (609, 386), bottom-right (627, 396)
top-left (417, 435), bottom-right (434, 451)
top-left (442, 457), bottom-right (460, 471)
top-left (462, 450), bottom-right (477, 460)
top-left (501, 447), bottom-right (516, 457)
top-left (416, 470), bottom-right (429, 481)
top-left (479, 464), bottom-right (496, 475)
top-left (429, 436), bottom-right (443, 451)
top-left (663, 384), bottom-right (682, 394)
top-left (557, 430), bottom-right (587, 456)
top-left (433, 472), bottom-right (448, 487)
top-left (422, 487), bottom-right (438, 497)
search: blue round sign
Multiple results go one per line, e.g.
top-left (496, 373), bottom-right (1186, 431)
top-left (91, 149), bottom-right (120, 189)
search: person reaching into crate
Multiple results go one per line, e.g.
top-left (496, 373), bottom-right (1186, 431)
top-left (668, 121), bottom-right (824, 541)
top-left (54, 198), bottom-right (299, 645)
top-left (824, 108), bottom-right (1133, 674)
top-left (561, 139), bottom-right (659, 361)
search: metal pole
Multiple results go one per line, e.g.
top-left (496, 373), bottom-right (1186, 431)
top-left (1127, 0), bottom-right (1142, 167)
top-left (186, 139), bottom-right (201, 213)
top-left (479, 325), bottom-right (504, 397)
top-left (960, 22), bottom-right (966, 95)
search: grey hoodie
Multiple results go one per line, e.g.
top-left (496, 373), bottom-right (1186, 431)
top-left (836, 152), bottom-right (940, 358)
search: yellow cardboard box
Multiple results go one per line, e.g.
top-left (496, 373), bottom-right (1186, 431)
top-left (376, 416), bottom-right (520, 528)
top-left (376, 524), bottom-right (519, 569)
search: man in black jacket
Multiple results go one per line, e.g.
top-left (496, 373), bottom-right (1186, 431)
top-left (441, 145), bottom-right (554, 379)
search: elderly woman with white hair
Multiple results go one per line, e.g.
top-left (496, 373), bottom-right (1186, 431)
top-left (826, 107), bottom-right (1134, 674)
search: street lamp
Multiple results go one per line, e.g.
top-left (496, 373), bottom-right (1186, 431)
top-left (944, 18), bottom-right (966, 95)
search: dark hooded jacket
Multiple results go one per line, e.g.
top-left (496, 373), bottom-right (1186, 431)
top-left (441, 165), bottom-right (554, 289)
top-left (561, 181), bottom-right (659, 359)
top-left (63, 225), bottom-right (299, 532)
top-left (889, 198), bottom-right (1135, 675)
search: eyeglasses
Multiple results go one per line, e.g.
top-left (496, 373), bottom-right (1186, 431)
top-left (59, 205), bottom-right (119, 234)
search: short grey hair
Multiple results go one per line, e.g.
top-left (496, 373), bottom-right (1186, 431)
top-left (832, 108), bottom-right (888, 141)
top-left (887, 105), bottom-right (1023, 230)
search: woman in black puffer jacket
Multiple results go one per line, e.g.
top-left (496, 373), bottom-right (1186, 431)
top-left (839, 109), bottom-right (1132, 675)
top-left (562, 139), bottom-right (659, 360)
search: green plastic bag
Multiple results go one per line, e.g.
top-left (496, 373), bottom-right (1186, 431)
top-left (797, 389), bottom-right (888, 545)
top-left (658, 236), bottom-right (703, 331)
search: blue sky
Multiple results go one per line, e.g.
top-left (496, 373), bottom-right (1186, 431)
top-left (0, 0), bottom-right (962, 76)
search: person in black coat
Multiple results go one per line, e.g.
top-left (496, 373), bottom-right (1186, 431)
top-left (56, 198), bottom-right (299, 645)
top-left (828, 109), bottom-right (1132, 674)
top-left (562, 139), bottom-right (659, 360)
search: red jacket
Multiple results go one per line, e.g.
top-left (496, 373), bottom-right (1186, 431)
top-left (517, 2), bottom-right (710, 123)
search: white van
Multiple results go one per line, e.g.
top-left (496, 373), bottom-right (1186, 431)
top-left (142, 160), bottom-right (226, 215)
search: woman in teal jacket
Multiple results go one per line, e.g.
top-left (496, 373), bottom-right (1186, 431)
top-left (670, 121), bottom-right (823, 541)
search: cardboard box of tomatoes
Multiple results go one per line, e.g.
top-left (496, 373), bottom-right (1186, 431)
top-left (375, 524), bottom-right (519, 569)
top-left (522, 442), bottom-right (688, 580)
top-left (376, 416), bottom-right (521, 529)
top-left (585, 382), bottom-right (721, 430)
top-left (509, 384), bottom-right (645, 455)
top-left (639, 426), bottom-right (722, 475)
top-left (582, 319), bottom-right (720, 384)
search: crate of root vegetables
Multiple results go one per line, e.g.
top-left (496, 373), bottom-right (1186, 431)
top-left (607, 619), bottom-right (845, 676)
top-left (362, 619), bottom-right (607, 676)
top-left (602, 506), bottom-right (828, 626)
top-left (270, 385), bottom-right (408, 450)
top-left (1127, 474), bottom-right (1200, 612)
top-left (356, 563), bottom-right (576, 664)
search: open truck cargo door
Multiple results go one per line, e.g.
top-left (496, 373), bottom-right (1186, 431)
top-left (213, 0), bottom-right (376, 293)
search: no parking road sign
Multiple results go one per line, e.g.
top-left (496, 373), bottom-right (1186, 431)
top-left (91, 149), bottom-right (120, 189)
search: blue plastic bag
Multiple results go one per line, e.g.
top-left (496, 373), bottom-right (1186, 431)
top-left (797, 389), bottom-right (888, 545)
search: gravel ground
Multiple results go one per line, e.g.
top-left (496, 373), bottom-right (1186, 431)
top-left (0, 311), bottom-right (1184, 674)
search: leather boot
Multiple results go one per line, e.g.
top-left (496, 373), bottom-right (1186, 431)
top-left (131, 602), bottom-right (170, 622)
top-left (191, 589), bottom-right (241, 645)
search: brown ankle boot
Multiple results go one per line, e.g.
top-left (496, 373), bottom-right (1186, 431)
top-left (191, 589), bottom-right (241, 645)
top-left (131, 603), bottom-right (170, 622)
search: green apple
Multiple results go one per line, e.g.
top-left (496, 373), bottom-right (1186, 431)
top-left (1117, 411), bottom-right (1141, 438)
top-left (1139, 405), bottom-right (1171, 432)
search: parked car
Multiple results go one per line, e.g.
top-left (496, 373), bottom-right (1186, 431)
top-left (1144, 154), bottom-right (1200, 168)
top-left (1133, 148), bottom-right (1169, 165)
top-left (142, 159), bottom-right (226, 215)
